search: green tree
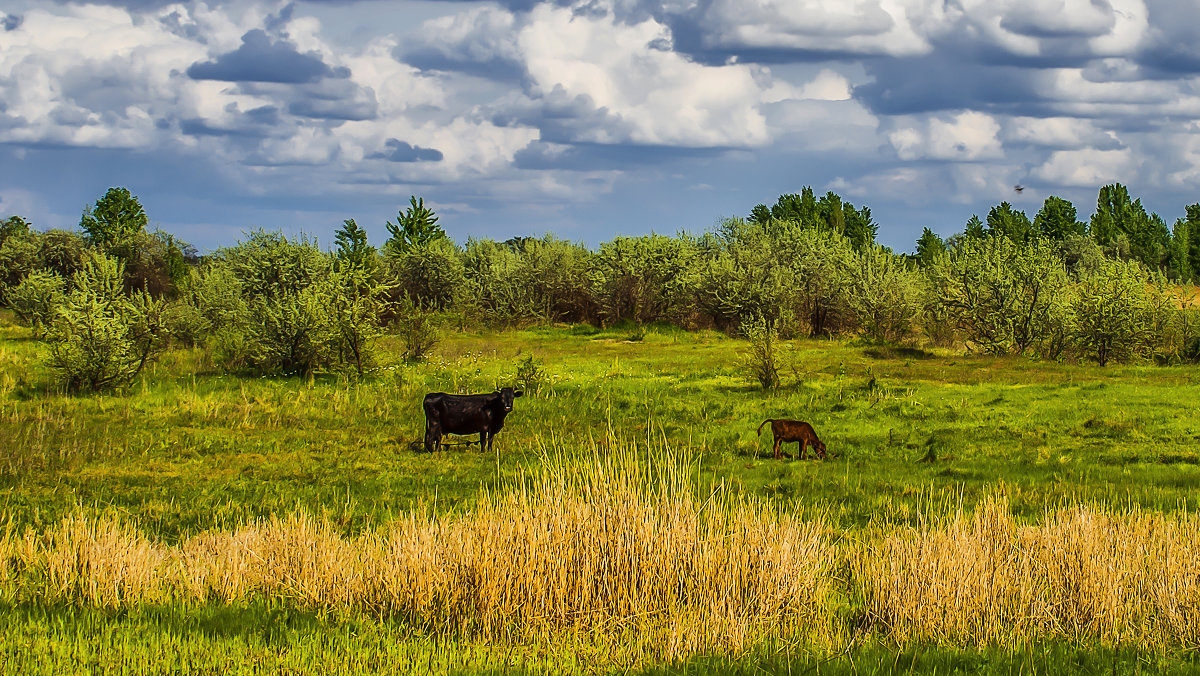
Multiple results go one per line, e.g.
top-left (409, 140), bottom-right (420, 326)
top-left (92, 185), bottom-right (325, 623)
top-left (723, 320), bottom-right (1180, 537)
top-left (1169, 218), bottom-right (1192, 282)
top-left (334, 218), bottom-right (377, 275)
top-left (914, 228), bottom-right (946, 268)
top-left (1071, 258), bottom-right (1159, 366)
top-left (1183, 203), bottom-right (1200, 278)
top-left (1090, 183), bottom-right (1169, 269)
top-left (986, 202), bottom-right (1033, 242)
top-left (385, 196), bottom-right (445, 255)
top-left (925, 235), bottom-right (1070, 355)
top-left (0, 215), bottom-right (31, 245)
top-left (848, 244), bottom-right (920, 343)
top-left (46, 252), bottom-right (169, 391)
top-left (80, 187), bottom-right (148, 246)
top-left (4, 270), bottom-right (64, 338)
top-left (1033, 196), bottom-right (1085, 241)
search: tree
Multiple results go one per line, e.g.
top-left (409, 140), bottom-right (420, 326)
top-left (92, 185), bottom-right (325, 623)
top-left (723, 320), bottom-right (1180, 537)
top-left (1183, 203), bottom-right (1200, 279)
top-left (46, 252), bottom-right (169, 391)
top-left (1090, 183), bottom-right (1169, 269)
top-left (80, 187), bottom-right (148, 246)
top-left (914, 228), bottom-right (947, 268)
top-left (0, 215), bottom-right (31, 245)
top-left (385, 196), bottom-right (445, 255)
top-left (986, 202), bottom-right (1033, 242)
top-left (1033, 196), bottom-right (1085, 241)
top-left (1169, 218), bottom-right (1192, 282)
top-left (334, 218), bottom-right (377, 275)
top-left (1071, 259), bottom-right (1161, 366)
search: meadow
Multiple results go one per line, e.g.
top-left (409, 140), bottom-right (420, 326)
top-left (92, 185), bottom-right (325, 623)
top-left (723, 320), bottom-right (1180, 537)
top-left (2, 310), bottom-right (1200, 673)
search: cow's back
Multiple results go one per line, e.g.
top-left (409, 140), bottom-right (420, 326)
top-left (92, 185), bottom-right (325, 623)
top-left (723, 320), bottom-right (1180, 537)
top-left (425, 392), bottom-right (500, 435)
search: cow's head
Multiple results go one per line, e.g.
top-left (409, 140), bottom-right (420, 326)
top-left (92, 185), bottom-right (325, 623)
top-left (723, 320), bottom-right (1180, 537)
top-left (812, 440), bottom-right (828, 459)
top-left (497, 387), bottom-right (524, 412)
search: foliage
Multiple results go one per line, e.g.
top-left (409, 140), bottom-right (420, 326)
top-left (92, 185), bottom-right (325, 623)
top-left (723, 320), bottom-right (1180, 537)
top-left (739, 313), bottom-right (781, 390)
top-left (37, 230), bottom-right (87, 279)
top-left (1033, 196), bottom-right (1086, 240)
top-left (323, 265), bottom-right (387, 377)
top-left (593, 234), bottom-right (695, 325)
top-left (848, 244), bottom-right (921, 343)
top-left (985, 202), bottom-right (1033, 242)
top-left (4, 269), bottom-right (65, 338)
top-left (79, 187), bottom-right (148, 247)
top-left (393, 294), bottom-right (439, 362)
top-left (218, 230), bottom-right (328, 301)
top-left (1090, 183), bottom-right (1170, 270)
top-left (914, 228), bottom-right (946, 268)
top-left (45, 253), bottom-right (169, 391)
top-left (0, 227), bottom-right (38, 290)
top-left (385, 195), bottom-right (444, 255)
top-left (925, 235), bottom-right (1070, 355)
top-left (333, 218), bottom-right (377, 276)
top-left (385, 236), bottom-right (466, 310)
top-left (1070, 259), bottom-right (1173, 366)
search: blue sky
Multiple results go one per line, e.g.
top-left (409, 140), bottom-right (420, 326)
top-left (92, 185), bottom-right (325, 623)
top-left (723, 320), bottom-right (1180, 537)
top-left (1, 0), bottom-right (1198, 254)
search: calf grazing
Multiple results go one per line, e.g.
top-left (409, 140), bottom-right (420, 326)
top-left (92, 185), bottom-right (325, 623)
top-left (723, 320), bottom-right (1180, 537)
top-left (423, 388), bottom-right (523, 453)
top-left (756, 419), bottom-right (828, 460)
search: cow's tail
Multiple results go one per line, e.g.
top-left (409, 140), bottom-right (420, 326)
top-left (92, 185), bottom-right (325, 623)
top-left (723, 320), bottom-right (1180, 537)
top-left (757, 419), bottom-right (773, 435)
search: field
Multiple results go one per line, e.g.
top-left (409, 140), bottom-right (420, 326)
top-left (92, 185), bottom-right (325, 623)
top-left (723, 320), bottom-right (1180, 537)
top-left (2, 311), bottom-right (1200, 673)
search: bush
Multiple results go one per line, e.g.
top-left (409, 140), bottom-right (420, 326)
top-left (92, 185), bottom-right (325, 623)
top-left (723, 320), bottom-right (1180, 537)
top-left (1071, 259), bottom-right (1169, 366)
top-left (740, 313), bottom-right (781, 391)
top-left (5, 270), bottom-right (65, 338)
top-left (393, 295), bottom-right (439, 362)
top-left (924, 236), bottom-right (1070, 355)
top-left (45, 253), bottom-right (169, 391)
top-left (848, 245), bottom-right (920, 343)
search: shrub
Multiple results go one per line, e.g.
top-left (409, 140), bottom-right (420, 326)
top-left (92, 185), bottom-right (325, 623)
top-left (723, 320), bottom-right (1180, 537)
top-left (45, 253), bottom-right (169, 391)
top-left (848, 245), bottom-right (920, 343)
top-left (924, 235), bottom-right (1070, 355)
top-left (1071, 259), bottom-right (1168, 366)
top-left (5, 270), bottom-right (65, 338)
top-left (393, 295), bottom-right (440, 362)
top-left (740, 313), bottom-right (781, 391)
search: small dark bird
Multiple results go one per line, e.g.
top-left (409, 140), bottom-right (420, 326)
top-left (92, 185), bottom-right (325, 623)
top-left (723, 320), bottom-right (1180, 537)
top-left (1014, 184), bottom-right (1025, 193)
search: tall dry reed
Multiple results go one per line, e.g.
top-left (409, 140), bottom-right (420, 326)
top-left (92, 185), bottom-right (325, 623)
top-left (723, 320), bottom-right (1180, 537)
top-left (855, 497), bottom-right (1200, 649)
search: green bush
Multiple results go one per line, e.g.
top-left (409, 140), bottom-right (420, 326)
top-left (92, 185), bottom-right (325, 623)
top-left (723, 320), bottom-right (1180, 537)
top-left (924, 236), bottom-right (1070, 355)
top-left (848, 244), bottom-right (920, 343)
top-left (1071, 259), bottom-right (1171, 366)
top-left (5, 270), bottom-right (65, 338)
top-left (45, 253), bottom-right (169, 392)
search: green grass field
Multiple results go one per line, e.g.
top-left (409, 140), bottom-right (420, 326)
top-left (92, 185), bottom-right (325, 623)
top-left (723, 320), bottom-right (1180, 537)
top-left (3, 311), bottom-right (1200, 673)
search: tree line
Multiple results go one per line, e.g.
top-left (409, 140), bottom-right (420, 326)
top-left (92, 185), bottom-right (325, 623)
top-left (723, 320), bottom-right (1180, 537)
top-left (1, 184), bottom-right (1198, 392)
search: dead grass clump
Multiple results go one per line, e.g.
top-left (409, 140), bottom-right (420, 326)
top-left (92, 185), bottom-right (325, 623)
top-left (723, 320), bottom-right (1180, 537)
top-left (856, 498), bottom-right (1200, 649)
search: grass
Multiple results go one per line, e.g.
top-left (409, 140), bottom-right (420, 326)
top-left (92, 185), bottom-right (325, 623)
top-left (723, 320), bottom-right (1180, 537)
top-left (4, 311), bottom-right (1200, 672)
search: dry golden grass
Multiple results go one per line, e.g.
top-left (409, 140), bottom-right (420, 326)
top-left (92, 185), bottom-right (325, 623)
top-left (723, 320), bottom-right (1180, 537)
top-left (4, 448), bottom-right (1200, 657)
top-left (856, 497), bottom-right (1200, 649)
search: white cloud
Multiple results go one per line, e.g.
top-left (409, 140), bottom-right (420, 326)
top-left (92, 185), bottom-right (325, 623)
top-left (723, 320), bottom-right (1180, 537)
top-left (889, 111), bottom-right (1003, 161)
top-left (515, 4), bottom-right (769, 147)
top-left (1033, 148), bottom-right (1138, 186)
top-left (1006, 116), bottom-right (1118, 149)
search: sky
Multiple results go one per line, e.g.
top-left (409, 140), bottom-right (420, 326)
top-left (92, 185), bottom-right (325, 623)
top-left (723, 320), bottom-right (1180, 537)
top-left (0, 0), bottom-right (1198, 254)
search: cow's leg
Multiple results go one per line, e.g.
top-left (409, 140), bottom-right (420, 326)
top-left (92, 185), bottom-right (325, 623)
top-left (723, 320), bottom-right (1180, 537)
top-left (480, 431), bottom-right (488, 452)
top-left (799, 439), bottom-right (808, 460)
top-left (773, 436), bottom-right (782, 460)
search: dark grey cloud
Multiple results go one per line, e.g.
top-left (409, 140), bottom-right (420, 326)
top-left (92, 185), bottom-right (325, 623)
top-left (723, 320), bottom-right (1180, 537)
top-left (855, 56), bottom-right (1045, 116)
top-left (187, 29), bottom-right (348, 84)
top-left (1137, 0), bottom-right (1200, 75)
top-left (179, 105), bottom-right (281, 138)
top-left (3, 13), bottom-right (22, 31)
top-left (370, 139), bottom-right (444, 162)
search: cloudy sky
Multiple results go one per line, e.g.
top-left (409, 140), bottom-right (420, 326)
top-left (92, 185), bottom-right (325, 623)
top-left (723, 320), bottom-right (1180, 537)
top-left (1, 0), bottom-right (1198, 253)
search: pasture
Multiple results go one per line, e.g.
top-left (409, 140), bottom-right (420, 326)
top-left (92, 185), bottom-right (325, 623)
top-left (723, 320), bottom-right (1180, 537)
top-left (2, 311), bottom-right (1200, 673)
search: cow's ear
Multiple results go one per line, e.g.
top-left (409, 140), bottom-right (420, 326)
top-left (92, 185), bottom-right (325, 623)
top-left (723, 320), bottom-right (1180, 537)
top-left (514, 390), bottom-right (524, 397)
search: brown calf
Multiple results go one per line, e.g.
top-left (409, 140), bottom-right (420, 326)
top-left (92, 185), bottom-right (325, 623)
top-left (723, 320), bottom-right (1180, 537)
top-left (756, 419), bottom-right (828, 460)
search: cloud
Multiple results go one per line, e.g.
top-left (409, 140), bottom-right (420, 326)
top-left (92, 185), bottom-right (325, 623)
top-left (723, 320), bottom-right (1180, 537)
top-left (187, 29), bottom-right (349, 83)
top-left (889, 111), bottom-right (1004, 162)
top-left (371, 138), bottom-right (444, 162)
top-left (1033, 148), bottom-right (1137, 187)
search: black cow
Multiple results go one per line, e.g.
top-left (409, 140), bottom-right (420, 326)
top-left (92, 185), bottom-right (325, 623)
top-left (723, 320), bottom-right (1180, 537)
top-left (422, 387), bottom-right (523, 453)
